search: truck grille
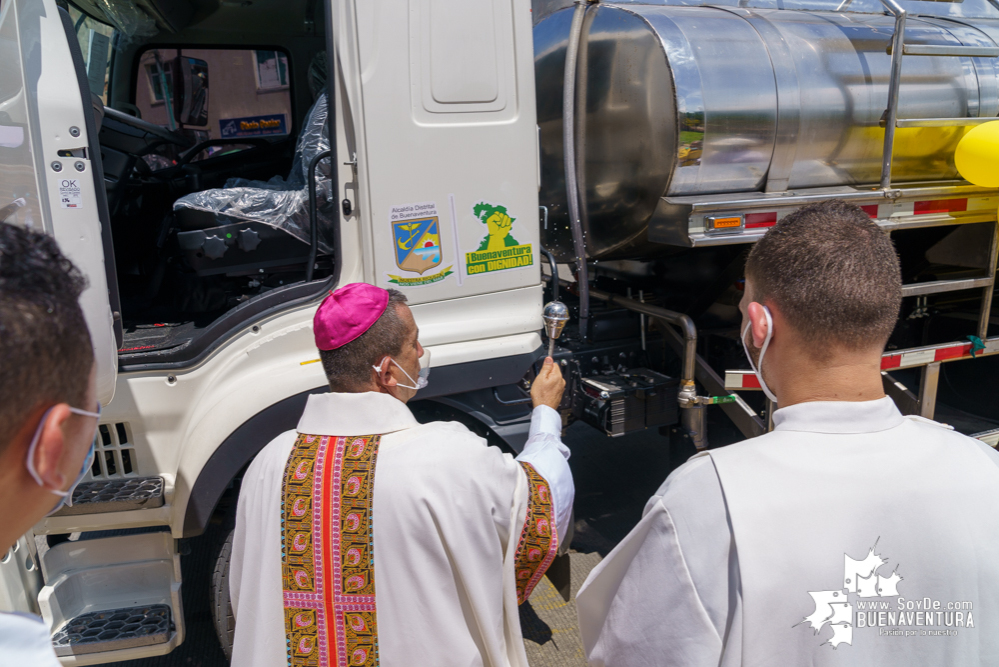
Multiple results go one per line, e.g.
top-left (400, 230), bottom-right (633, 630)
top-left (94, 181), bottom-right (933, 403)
top-left (91, 422), bottom-right (137, 479)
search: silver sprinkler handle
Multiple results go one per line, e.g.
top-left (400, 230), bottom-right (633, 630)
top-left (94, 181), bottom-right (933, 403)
top-left (542, 300), bottom-right (570, 358)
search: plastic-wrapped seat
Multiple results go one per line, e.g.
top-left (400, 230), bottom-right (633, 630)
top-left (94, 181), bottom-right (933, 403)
top-left (172, 93), bottom-right (333, 276)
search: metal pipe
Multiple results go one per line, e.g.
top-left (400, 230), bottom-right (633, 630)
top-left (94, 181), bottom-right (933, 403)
top-left (978, 217), bottom-right (999, 339)
top-left (682, 404), bottom-right (708, 451)
top-left (639, 290), bottom-right (646, 351)
top-left (588, 287), bottom-right (697, 384)
top-left (539, 245), bottom-right (559, 302)
top-left (306, 149), bottom-right (332, 283)
top-left (919, 361), bottom-right (941, 419)
top-left (590, 285), bottom-right (705, 446)
top-left (879, 0), bottom-right (907, 190)
top-left (563, 0), bottom-right (591, 341)
top-left (659, 321), bottom-right (765, 440)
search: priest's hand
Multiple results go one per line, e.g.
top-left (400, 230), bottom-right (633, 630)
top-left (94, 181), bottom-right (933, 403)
top-left (531, 357), bottom-right (565, 410)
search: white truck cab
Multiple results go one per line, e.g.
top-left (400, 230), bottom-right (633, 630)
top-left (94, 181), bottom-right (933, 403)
top-left (3, 0), bottom-right (546, 662)
top-left (5, 0), bottom-right (999, 662)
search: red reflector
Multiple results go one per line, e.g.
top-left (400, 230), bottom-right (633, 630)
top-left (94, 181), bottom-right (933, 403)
top-left (935, 343), bottom-right (971, 362)
top-left (745, 212), bottom-right (777, 228)
top-left (881, 354), bottom-right (901, 370)
top-left (741, 374), bottom-right (761, 389)
top-left (861, 205), bottom-right (878, 218)
top-left (914, 199), bottom-right (967, 215)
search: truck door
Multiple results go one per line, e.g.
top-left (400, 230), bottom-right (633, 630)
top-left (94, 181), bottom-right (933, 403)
top-left (329, 0), bottom-right (542, 304)
top-left (2, 0), bottom-right (120, 404)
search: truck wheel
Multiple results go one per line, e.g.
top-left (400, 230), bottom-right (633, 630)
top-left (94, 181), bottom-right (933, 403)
top-left (211, 527), bottom-right (236, 660)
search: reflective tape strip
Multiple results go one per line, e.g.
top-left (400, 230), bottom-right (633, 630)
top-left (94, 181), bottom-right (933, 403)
top-left (745, 212), bottom-right (777, 229)
top-left (935, 343), bottom-right (972, 361)
top-left (900, 349), bottom-right (936, 367)
top-left (724, 371), bottom-right (761, 390)
top-left (914, 198), bottom-right (967, 215)
top-left (967, 197), bottom-right (997, 211)
top-left (881, 343), bottom-right (975, 370)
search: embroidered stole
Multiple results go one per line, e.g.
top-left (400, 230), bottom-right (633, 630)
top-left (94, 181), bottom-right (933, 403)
top-left (281, 433), bottom-right (381, 667)
top-left (514, 462), bottom-right (560, 604)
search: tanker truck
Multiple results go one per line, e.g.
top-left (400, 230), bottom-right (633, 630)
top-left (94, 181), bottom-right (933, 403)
top-left (2, 0), bottom-right (999, 662)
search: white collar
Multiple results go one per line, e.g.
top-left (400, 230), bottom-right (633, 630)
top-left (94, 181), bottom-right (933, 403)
top-left (772, 396), bottom-right (905, 434)
top-left (296, 392), bottom-right (420, 436)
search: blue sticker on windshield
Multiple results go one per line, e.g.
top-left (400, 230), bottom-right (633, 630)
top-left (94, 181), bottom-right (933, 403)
top-left (220, 114), bottom-right (287, 138)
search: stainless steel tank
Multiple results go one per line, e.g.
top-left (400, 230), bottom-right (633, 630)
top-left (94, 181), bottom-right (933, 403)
top-left (536, 2), bottom-right (999, 260)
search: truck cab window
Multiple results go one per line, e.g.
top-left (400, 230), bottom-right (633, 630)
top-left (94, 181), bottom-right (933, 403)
top-left (94, 45), bottom-right (334, 361)
top-left (135, 48), bottom-right (293, 169)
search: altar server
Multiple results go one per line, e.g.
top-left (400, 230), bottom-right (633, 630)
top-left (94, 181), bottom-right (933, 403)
top-left (231, 282), bottom-right (573, 667)
top-left (577, 200), bottom-right (999, 666)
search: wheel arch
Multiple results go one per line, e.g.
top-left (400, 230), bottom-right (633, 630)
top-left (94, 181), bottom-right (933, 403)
top-left (181, 347), bottom-right (540, 537)
top-left (181, 386), bottom-right (326, 538)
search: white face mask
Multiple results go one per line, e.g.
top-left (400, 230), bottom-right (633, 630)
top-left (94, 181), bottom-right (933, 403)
top-left (741, 306), bottom-right (778, 403)
top-left (373, 348), bottom-right (431, 392)
top-left (26, 404), bottom-right (101, 516)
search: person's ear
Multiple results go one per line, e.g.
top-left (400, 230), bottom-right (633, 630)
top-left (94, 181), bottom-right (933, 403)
top-left (373, 356), bottom-right (398, 389)
top-left (33, 404), bottom-right (72, 491)
top-left (747, 301), bottom-right (770, 348)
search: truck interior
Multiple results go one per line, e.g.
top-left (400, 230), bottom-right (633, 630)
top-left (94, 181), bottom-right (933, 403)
top-left (60, 0), bottom-right (335, 367)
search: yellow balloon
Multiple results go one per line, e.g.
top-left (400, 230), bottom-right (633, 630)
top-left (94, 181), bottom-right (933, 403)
top-left (955, 121), bottom-right (999, 187)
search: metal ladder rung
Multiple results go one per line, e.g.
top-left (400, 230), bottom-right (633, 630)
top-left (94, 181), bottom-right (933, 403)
top-left (888, 44), bottom-right (999, 57)
top-left (895, 117), bottom-right (999, 128)
top-left (901, 277), bottom-right (994, 297)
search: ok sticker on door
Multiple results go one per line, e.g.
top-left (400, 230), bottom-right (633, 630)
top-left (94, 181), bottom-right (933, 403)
top-left (58, 178), bottom-right (83, 209)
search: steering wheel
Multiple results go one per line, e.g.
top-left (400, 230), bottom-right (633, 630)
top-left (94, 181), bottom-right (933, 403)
top-left (103, 106), bottom-right (190, 147)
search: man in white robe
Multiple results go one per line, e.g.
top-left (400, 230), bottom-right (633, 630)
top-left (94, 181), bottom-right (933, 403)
top-left (231, 282), bottom-right (573, 667)
top-left (577, 200), bottom-right (999, 666)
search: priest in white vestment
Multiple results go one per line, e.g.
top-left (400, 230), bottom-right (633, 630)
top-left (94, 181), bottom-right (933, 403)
top-left (577, 200), bottom-right (999, 666)
top-left (230, 282), bottom-right (573, 667)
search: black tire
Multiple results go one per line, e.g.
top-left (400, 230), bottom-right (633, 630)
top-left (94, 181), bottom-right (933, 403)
top-left (211, 527), bottom-right (236, 661)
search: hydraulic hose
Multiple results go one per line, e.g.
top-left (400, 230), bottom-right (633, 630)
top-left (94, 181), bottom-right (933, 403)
top-left (563, 0), bottom-right (591, 340)
top-left (539, 245), bottom-right (559, 302)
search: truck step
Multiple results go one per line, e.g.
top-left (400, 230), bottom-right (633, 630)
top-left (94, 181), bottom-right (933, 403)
top-left (52, 476), bottom-right (164, 516)
top-left (51, 604), bottom-right (171, 656)
top-left (39, 532), bottom-right (184, 662)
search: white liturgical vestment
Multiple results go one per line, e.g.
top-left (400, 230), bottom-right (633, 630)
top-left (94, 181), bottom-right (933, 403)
top-left (0, 612), bottom-right (61, 667)
top-left (231, 391), bottom-right (572, 667)
top-left (578, 397), bottom-right (999, 666)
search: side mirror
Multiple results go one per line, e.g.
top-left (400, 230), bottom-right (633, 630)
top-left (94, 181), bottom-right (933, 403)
top-left (172, 56), bottom-right (209, 127)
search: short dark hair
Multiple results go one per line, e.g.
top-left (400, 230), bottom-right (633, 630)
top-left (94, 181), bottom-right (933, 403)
top-left (745, 200), bottom-right (902, 351)
top-left (319, 289), bottom-right (410, 392)
top-left (0, 223), bottom-right (94, 454)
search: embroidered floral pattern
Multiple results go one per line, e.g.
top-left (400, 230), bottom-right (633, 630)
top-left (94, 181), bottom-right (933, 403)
top-left (281, 433), bottom-right (381, 666)
top-left (514, 462), bottom-right (559, 604)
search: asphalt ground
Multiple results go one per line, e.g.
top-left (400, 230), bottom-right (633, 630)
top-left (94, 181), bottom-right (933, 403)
top-left (91, 414), bottom-right (723, 667)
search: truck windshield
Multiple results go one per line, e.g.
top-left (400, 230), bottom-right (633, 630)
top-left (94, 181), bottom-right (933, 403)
top-left (64, 6), bottom-right (115, 103)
